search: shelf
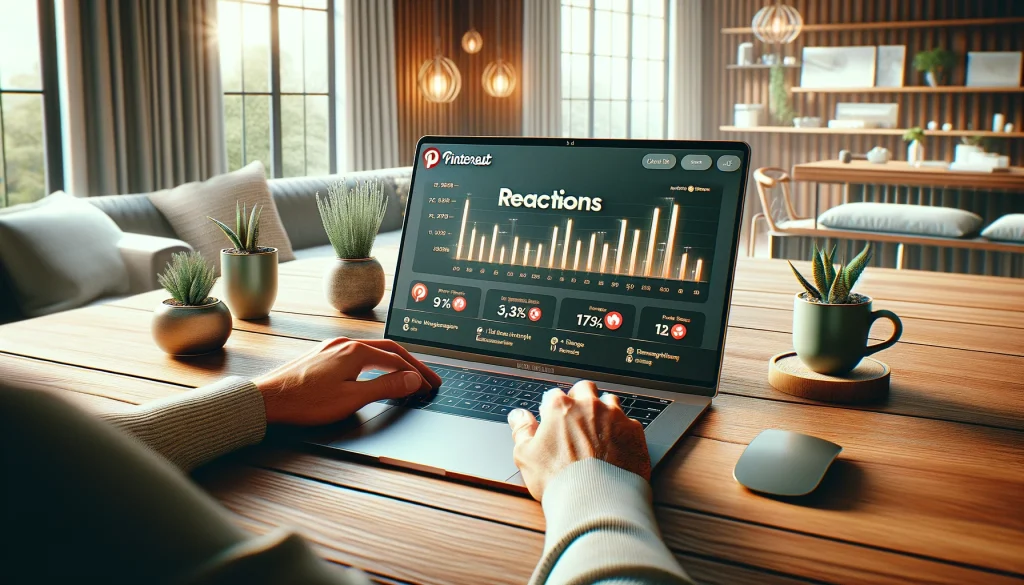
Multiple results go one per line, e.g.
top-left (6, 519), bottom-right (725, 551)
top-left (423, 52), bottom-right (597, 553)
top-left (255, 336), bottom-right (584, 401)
top-left (726, 63), bottom-right (801, 70)
top-left (791, 86), bottom-right (1024, 94)
top-left (721, 16), bottom-right (1024, 35)
top-left (719, 125), bottom-right (1024, 138)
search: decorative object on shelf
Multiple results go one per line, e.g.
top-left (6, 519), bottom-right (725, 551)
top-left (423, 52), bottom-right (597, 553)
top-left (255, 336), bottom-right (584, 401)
top-left (317, 179), bottom-right (389, 314)
top-left (152, 251), bottom-right (231, 356)
top-left (875, 45), bottom-right (906, 87)
top-left (866, 147), bottom-right (891, 164)
top-left (834, 102), bottom-right (898, 129)
top-left (751, 2), bottom-right (803, 45)
top-left (1006, 123), bottom-right (1015, 133)
top-left (903, 127), bottom-right (925, 164)
top-left (952, 137), bottom-right (1009, 171)
top-left (460, 0), bottom-right (482, 54)
top-left (801, 46), bottom-right (877, 88)
top-left (837, 150), bottom-right (867, 163)
top-left (760, 53), bottom-right (779, 66)
top-left (783, 56), bottom-right (797, 66)
top-left (912, 48), bottom-right (955, 86)
top-left (788, 243), bottom-right (902, 376)
top-left (481, 0), bottom-right (516, 98)
top-left (993, 113), bottom-right (1006, 132)
top-left (926, 120), bottom-right (938, 130)
top-left (737, 42), bottom-right (754, 66)
top-left (208, 202), bottom-right (278, 320)
top-left (769, 64), bottom-right (795, 125)
top-left (966, 51), bottom-right (1022, 87)
top-left (418, 0), bottom-right (462, 103)
top-left (733, 103), bottom-right (764, 127)
top-left (942, 123), bottom-right (953, 132)
top-left (793, 116), bottom-right (821, 128)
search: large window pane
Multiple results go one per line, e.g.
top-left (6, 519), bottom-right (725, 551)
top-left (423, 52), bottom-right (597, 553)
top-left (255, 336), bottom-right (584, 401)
top-left (593, 10), bottom-right (611, 56)
top-left (570, 7), bottom-right (590, 53)
top-left (305, 95), bottom-right (329, 176)
top-left (304, 10), bottom-right (328, 94)
top-left (281, 95), bottom-right (305, 177)
top-left (569, 100), bottom-right (589, 136)
top-left (223, 95), bottom-right (244, 170)
top-left (570, 54), bottom-right (589, 99)
top-left (243, 95), bottom-right (272, 169)
top-left (593, 56), bottom-right (611, 99)
top-left (279, 7), bottom-right (304, 93)
top-left (593, 99), bottom-right (610, 137)
top-left (1, 94), bottom-right (46, 206)
top-left (218, 1), bottom-right (243, 91)
top-left (242, 3), bottom-right (271, 92)
top-left (0, 0), bottom-right (42, 90)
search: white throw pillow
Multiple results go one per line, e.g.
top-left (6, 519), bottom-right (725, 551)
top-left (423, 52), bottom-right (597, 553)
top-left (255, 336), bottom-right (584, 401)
top-left (817, 202), bottom-right (983, 238)
top-left (0, 191), bottom-right (129, 317)
top-left (981, 214), bottom-right (1024, 243)
top-left (148, 162), bottom-right (295, 273)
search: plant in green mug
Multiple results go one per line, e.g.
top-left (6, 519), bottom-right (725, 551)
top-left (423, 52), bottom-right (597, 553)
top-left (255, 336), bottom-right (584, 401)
top-left (788, 243), bottom-right (871, 304)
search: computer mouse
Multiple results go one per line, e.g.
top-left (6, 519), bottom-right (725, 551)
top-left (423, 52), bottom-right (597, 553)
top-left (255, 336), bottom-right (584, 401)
top-left (733, 429), bottom-right (842, 497)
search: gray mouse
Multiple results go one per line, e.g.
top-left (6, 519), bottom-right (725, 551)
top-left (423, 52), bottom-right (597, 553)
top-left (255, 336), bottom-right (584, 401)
top-left (733, 429), bottom-right (842, 496)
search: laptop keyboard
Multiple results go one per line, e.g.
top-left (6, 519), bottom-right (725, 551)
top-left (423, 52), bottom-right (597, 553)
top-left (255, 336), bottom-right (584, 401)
top-left (361, 362), bottom-right (671, 428)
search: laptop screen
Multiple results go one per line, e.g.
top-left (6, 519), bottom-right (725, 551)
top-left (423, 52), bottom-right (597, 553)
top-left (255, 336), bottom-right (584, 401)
top-left (385, 137), bottom-right (749, 395)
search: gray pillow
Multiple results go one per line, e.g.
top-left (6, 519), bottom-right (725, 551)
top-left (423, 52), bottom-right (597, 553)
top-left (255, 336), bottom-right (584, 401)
top-left (0, 191), bottom-right (129, 317)
top-left (817, 202), bottom-right (983, 238)
top-left (981, 214), bottom-right (1024, 243)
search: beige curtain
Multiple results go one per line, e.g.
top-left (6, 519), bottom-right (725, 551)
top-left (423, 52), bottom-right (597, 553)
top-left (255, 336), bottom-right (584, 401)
top-left (669, 0), bottom-right (702, 139)
top-left (79, 0), bottom-right (226, 195)
top-left (342, 0), bottom-right (400, 171)
top-left (521, 0), bottom-right (561, 137)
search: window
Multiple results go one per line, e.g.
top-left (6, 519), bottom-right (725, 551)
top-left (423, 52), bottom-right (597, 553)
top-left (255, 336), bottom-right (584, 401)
top-left (218, 0), bottom-right (336, 178)
top-left (0, 0), bottom-right (62, 207)
top-left (560, 0), bottom-right (669, 139)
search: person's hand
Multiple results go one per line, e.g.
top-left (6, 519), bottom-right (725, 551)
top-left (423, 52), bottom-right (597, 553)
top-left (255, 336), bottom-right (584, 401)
top-left (252, 337), bottom-right (442, 426)
top-left (507, 380), bottom-right (651, 501)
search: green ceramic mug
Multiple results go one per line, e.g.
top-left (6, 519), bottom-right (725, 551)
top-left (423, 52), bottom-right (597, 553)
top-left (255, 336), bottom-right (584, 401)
top-left (793, 294), bottom-right (903, 375)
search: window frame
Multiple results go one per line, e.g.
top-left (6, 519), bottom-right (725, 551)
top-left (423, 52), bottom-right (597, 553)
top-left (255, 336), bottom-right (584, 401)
top-left (221, 0), bottom-right (337, 178)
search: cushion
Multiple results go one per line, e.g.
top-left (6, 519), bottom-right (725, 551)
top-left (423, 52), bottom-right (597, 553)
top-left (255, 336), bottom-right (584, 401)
top-left (981, 214), bottom-right (1024, 243)
top-left (148, 162), bottom-right (295, 272)
top-left (0, 192), bottom-right (129, 317)
top-left (817, 202), bottom-right (983, 238)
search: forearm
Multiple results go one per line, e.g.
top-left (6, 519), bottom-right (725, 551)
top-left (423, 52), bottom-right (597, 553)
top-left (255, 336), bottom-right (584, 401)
top-left (99, 376), bottom-right (267, 471)
top-left (531, 458), bottom-right (693, 585)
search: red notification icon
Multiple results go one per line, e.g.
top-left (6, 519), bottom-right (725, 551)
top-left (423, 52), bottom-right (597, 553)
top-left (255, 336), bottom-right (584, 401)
top-left (528, 307), bottom-right (543, 322)
top-left (411, 283), bottom-right (428, 302)
top-left (452, 296), bottom-right (467, 312)
top-left (603, 311), bottom-right (623, 331)
top-left (670, 323), bottom-right (687, 340)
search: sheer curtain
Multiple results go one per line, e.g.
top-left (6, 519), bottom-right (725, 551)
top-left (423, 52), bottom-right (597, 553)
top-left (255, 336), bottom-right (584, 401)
top-left (669, 0), bottom-right (703, 139)
top-left (521, 0), bottom-right (561, 137)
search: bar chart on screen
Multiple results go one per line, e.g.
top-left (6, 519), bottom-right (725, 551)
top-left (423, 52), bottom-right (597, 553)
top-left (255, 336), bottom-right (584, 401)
top-left (413, 190), bottom-right (721, 302)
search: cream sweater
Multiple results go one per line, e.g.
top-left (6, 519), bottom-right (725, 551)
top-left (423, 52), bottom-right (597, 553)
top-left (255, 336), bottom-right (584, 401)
top-left (100, 377), bottom-right (693, 585)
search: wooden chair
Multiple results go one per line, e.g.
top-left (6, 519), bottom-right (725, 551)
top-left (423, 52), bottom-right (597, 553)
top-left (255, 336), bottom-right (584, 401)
top-left (749, 166), bottom-right (1024, 266)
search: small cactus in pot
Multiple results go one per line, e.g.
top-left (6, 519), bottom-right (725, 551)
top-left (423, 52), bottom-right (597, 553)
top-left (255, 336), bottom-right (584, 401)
top-left (208, 202), bottom-right (279, 320)
top-left (788, 242), bottom-right (871, 304)
top-left (152, 252), bottom-right (232, 355)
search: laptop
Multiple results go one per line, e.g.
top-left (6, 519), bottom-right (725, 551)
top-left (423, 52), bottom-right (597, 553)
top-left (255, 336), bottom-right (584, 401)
top-left (311, 136), bottom-right (751, 491)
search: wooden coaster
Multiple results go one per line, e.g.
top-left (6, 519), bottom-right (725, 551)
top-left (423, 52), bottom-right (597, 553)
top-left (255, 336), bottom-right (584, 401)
top-left (768, 352), bottom-right (890, 404)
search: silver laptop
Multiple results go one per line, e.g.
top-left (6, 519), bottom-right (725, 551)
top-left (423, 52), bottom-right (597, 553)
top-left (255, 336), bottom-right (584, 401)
top-left (311, 136), bottom-right (751, 491)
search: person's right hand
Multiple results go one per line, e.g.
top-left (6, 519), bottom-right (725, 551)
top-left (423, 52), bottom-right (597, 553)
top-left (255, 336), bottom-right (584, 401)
top-left (507, 380), bottom-right (651, 502)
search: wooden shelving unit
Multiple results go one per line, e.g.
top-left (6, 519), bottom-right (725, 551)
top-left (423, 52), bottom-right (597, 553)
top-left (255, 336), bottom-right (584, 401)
top-left (720, 16), bottom-right (1024, 35)
top-left (719, 125), bottom-right (1024, 138)
top-left (791, 86), bottom-right (1024, 94)
top-left (726, 63), bottom-right (801, 70)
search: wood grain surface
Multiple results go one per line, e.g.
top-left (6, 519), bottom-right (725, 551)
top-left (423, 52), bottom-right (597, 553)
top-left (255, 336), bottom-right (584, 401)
top-left (2, 253), bottom-right (1022, 584)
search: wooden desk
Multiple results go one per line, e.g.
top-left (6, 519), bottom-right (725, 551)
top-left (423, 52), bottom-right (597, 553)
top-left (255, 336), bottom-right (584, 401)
top-left (2, 249), bottom-right (1022, 584)
top-left (791, 160), bottom-right (1024, 191)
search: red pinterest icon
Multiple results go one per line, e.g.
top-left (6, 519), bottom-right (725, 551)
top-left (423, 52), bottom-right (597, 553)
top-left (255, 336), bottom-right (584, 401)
top-left (670, 323), bottom-right (687, 340)
top-left (528, 307), bottom-right (543, 322)
top-left (603, 311), bottom-right (623, 331)
top-left (452, 296), bottom-right (467, 312)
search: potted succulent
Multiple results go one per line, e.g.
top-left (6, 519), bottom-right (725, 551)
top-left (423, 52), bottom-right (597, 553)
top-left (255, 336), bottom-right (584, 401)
top-left (208, 202), bottom-right (278, 320)
top-left (152, 251), bottom-right (232, 355)
top-left (316, 179), bottom-right (389, 313)
top-left (913, 48), bottom-right (955, 87)
top-left (788, 243), bottom-right (903, 375)
top-left (903, 127), bottom-right (926, 165)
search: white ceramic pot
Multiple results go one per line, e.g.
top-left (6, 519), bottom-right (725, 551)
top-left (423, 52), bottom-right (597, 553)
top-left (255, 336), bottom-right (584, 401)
top-left (907, 140), bottom-right (924, 164)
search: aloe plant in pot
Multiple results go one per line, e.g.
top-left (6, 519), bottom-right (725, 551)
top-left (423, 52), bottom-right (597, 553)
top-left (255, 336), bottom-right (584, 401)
top-left (208, 202), bottom-right (278, 319)
top-left (317, 179), bottom-right (389, 313)
top-left (788, 243), bottom-right (903, 376)
top-left (152, 251), bottom-right (232, 355)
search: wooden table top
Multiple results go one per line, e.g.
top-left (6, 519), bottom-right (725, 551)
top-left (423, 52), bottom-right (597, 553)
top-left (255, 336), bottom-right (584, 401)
top-left (2, 247), bottom-right (1023, 584)
top-left (791, 159), bottom-right (1024, 191)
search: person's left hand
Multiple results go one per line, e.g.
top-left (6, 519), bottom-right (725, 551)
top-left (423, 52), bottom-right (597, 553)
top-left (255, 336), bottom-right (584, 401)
top-left (252, 337), bottom-right (442, 425)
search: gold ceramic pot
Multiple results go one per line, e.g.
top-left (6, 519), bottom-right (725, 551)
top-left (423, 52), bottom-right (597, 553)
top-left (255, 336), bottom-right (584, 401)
top-left (324, 257), bottom-right (385, 313)
top-left (152, 298), bottom-right (232, 355)
top-left (221, 248), bottom-right (278, 319)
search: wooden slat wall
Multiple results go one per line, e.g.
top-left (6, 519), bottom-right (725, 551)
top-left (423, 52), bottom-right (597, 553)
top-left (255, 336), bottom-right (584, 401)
top-left (394, 0), bottom-right (523, 160)
top-left (703, 1), bottom-right (1024, 276)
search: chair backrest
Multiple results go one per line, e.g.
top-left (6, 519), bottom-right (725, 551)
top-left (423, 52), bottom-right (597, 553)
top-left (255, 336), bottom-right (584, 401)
top-left (752, 167), bottom-right (802, 231)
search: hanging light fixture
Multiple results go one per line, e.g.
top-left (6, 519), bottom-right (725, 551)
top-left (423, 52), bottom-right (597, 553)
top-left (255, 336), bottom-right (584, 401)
top-left (481, 0), bottom-right (516, 98)
top-left (751, 2), bottom-right (803, 45)
top-left (418, 0), bottom-right (462, 103)
top-left (461, 0), bottom-right (483, 54)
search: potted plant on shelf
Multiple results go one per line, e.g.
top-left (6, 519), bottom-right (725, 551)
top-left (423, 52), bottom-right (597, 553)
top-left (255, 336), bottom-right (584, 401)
top-left (903, 127), bottom-right (926, 165)
top-left (152, 251), bottom-right (232, 355)
top-left (316, 179), bottom-right (389, 313)
top-left (788, 243), bottom-right (902, 376)
top-left (208, 202), bottom-right (278, 320)
top-left (769, 63), bottom-right (795, 126)
top-left (912, 48), bottom-right (955, 87)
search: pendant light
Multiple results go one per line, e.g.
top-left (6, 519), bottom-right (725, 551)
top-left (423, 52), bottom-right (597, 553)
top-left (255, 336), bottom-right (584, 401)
top-left (418, 0), bottom-right (462, 103)
top-left (751, 2), bottom-right (803, 45)
top-left (461, 0), bottom-right (483, 54)
top-left (481, 0), bottom-right (516, 98)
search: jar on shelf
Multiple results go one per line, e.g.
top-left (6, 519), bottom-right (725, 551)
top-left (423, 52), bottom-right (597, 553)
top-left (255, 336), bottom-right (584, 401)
top-left (734, 104), bottom-right (764, 128)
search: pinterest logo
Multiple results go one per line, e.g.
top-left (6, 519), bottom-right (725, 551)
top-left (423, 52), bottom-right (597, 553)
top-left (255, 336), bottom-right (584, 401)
top-left (423, 147), bottom-right (441, 169)
top-left (411, 282), bottom-right (428, 302)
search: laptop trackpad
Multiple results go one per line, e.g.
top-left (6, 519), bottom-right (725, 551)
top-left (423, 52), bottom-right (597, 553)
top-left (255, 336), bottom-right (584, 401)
top-left (325, 408), bottom-right (519, 483)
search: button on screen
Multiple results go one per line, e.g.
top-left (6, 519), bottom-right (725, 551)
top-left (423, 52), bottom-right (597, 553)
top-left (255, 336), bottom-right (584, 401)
top-left (680, 154), bottom-right (712, 171)
top-left (642, 154), bottom-right (677, 169)
top-left (716, 155), bottom-right (742, 171)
